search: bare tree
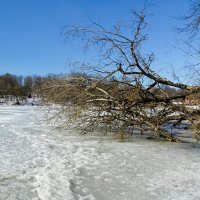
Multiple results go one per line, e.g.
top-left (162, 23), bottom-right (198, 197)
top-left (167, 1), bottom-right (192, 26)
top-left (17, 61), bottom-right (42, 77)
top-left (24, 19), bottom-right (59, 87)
top-left (177, 0), bottom-right (200, 83)
top-left (36, 8), bottom-right (200, 143)
top-left (180, 0), bottom-right (200, 38)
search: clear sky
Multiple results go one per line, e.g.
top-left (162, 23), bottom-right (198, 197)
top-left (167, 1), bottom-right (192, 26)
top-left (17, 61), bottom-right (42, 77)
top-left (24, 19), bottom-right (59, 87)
top-left (0, 0), bottom-right (192, 78)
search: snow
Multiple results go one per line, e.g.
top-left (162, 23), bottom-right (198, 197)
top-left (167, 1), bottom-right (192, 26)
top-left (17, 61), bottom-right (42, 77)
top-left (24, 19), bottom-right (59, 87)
top-left (0, 97), bottom-right (41, 106)
top-left (0, 106), bottom-right (200, 199)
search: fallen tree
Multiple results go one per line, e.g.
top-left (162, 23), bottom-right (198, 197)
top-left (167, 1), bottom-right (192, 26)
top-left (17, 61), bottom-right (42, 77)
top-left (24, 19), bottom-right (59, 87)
top-left (36, 8), bottom-right (200, 143)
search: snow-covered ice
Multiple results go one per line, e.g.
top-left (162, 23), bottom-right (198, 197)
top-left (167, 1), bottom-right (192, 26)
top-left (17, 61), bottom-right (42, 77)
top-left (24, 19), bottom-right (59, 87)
top-left (0, 106), bottom-right (200, 200)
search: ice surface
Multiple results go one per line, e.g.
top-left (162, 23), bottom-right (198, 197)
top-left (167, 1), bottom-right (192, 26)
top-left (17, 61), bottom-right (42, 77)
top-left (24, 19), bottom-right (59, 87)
top-left (0, 106), bottom-right (200, 200)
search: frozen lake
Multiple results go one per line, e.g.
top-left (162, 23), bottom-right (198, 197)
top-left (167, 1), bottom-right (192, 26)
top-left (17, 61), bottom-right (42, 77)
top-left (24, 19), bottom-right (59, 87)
top-left (1, 106), bottom-right (200, 200)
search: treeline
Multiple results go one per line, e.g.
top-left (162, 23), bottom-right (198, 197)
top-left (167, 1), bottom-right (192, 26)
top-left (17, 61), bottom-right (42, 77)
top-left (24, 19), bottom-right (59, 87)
top-left (0, 73), bottom-right (64, 97)
top-left (0, 73), bottom-right (35, 97)
top-left (1, 72), bottom-right (195, 101)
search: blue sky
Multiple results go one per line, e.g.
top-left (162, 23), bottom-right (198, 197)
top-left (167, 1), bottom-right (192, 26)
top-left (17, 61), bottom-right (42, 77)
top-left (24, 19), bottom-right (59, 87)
top-left (0, 0), bottom-right (192, 77)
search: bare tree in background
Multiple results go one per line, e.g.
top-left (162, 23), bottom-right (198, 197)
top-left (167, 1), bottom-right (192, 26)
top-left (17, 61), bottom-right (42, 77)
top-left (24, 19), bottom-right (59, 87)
top-left (36, 8), bottom-right (200, 143)
top-left (180, 0), bottom-right (200, 38)
top-left (176, 0), bottom-right (200, 82)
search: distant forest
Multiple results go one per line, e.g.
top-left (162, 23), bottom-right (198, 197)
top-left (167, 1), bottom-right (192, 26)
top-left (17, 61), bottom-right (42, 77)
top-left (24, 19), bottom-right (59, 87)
top-left (2, 72), bottom-right (199, 104)
top-left (0, 73), bottom-right (35, 97)
top-left (0, 73), bottom-right (58, 97)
